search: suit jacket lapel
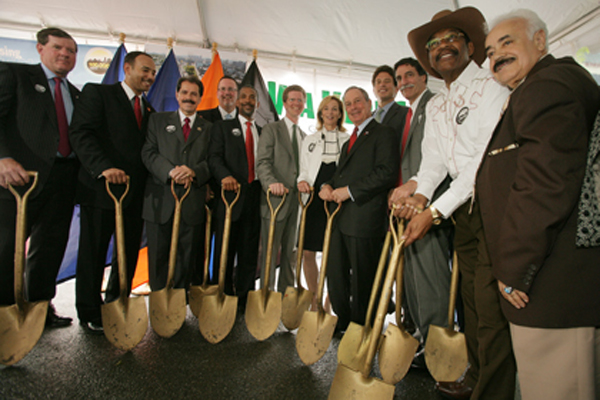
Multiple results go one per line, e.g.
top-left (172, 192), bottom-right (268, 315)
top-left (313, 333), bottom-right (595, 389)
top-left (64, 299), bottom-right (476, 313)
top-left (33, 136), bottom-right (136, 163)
top-left (339, 120), bottom-right (375, 169)
top-left (29, 66), bottom-right (59, 132)
top-left (279, 119), bottom-right (295, 158)
top-left (186, 113), bottom-right (207, 146)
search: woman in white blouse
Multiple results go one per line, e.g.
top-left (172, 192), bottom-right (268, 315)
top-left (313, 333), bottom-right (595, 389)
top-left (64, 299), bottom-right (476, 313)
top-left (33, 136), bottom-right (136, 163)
top-left (297, 95), bottom-right (349, 311)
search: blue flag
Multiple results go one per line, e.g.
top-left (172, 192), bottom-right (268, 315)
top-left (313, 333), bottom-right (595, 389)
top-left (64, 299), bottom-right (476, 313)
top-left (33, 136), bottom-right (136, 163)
top-left (102, 43), bottom-right (127, 84)
top-left (147, 49), bottom-right (181, 112)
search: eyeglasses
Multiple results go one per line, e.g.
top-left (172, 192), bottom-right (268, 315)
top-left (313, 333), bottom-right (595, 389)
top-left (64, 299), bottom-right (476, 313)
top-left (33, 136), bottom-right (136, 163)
top-left (426, 32), bottom-right (465, 51)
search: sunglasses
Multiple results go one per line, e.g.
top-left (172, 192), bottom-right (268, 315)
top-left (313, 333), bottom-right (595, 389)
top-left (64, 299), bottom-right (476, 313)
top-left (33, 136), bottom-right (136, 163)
top-left (426, 32), bottom-right (465, 51)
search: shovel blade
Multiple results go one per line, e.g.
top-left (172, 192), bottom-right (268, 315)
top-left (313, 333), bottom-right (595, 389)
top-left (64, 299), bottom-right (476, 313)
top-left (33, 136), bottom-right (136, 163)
top-left (0, 301), bottom-right (48, 366)
top-left (101, 296), bottom-right (148, 351)
top-left (149, 287), bottom-right (187, 338)
top-left (198, 292), bottom-right (237, 344)
top-left (424, 325), bottom-right (468, 382)
top-left (295, 310), bottom-right (338, 365)
top-left (378, 323), bottom-right (420, 384)
top-left (188, 284), bottom-right (218, 318)
top-left (337, 322), bottom-right (374, 371)
top-left (328, 363), bottom-right (395, 400)
top-left (281, 286), bottom-right (313, 330)
top-left (245, 289), bottom-right (282, 341)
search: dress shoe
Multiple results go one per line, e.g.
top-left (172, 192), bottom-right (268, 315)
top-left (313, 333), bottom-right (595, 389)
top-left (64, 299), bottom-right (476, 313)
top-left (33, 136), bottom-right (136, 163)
top-left (80, 321), bottom-right (104, 335)
top-left (45, 303), bottom-right (73, 328)
top-left (436, 381), bottom-right (473, 400)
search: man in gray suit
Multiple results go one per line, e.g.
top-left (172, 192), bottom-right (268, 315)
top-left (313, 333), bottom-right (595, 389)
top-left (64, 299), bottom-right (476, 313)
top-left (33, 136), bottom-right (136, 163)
top-left (141, 76), bottom-right (212, 290)
top-left (256, 85), bottom-right (306, 293)
top-left (389, 57), bottom-right (453, 365)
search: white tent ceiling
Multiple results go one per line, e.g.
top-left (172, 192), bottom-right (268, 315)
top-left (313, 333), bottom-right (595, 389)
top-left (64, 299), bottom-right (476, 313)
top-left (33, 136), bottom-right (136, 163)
top-left (2, 0), bottom-right (600, 75)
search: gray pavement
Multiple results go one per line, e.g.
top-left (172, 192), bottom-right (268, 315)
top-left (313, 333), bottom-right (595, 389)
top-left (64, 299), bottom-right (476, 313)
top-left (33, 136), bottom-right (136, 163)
top-left (0, 279), bottom-right (445, 400)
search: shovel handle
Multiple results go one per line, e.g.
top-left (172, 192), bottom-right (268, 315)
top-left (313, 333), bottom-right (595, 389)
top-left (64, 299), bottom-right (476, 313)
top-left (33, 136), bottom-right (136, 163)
top-left (364, 229), bottom-right (392, 328)
top-left (294, 188), bottom-right (314, 286)
top-left (262, 188), bottom-right (287, 294)
top-left (105, 177), bottom-right (130, 298)
top-left (393, 218), bottom-right (406, 325)
top-left (202, 204), bottom-right (212, 287)
top-left (8, 171), bottom-right (39, 305)
top-left (315, 201), bottom-right (342, 310)
top-left (166, 181), bottom-right (192, 288)
top-left (217, 185), bottom-right (241, 292)
top-left (447, 251), bottom-right (459, 328)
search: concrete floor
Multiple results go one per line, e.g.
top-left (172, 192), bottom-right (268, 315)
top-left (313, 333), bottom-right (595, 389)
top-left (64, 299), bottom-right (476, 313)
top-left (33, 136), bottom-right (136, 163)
top-left (0, 279), bottom-right (447, 400)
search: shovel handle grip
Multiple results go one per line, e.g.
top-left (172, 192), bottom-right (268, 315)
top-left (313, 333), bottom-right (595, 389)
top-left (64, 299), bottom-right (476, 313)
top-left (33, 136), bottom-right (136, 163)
top-left (105, 176), bottom-right (130, 206)
top-left (105, 177), bottom-right (130, 298)
top-left (170, 179), bottom-right (192, 204)
top-left (221, 184), bottom-right (241, 209)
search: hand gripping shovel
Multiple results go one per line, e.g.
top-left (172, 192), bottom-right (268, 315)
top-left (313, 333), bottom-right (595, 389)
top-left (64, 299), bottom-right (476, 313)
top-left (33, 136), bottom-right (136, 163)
top-left (101, 177), bottom-right (148, 351)
top-left (281, 189), bottom-right (314, 330)
top-left (149, 181), bottom-right (191, 338)
top-left (188, 203), bottom-right (215, 318)
top-left (245, 188), bottom-right (286, 341)
top-left (336, 229), bottom-right (391, 369)
top-left (378, 220), bottom-right (419, 384)
top-left (424, 251), bottom-right (468, 382)
top-left (295, 201), bottom-right (341, 365)
top-left (0, 172), bottom-right (48, 366)
top-left (328, 215), bottom-right (405, 400)
top-left (198, 186), bottom-right (241, 344)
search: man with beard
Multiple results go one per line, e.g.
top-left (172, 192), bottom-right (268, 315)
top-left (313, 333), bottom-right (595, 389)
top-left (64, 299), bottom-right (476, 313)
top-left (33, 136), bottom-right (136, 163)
top-left (388, 57), bottom-right (454, 366)
top-left (478, 9), bottom-right (600, 399)
top-left (398, 7), bottom-right (513, 399)
top-left (141, 76), bottom-right (212, 293)
top-left (209, 85), bottom-right (261, 310)
top-left (199, 76), bottom-right (238, 122)
top-left (0, 27), bottom-right (79, 327)
top-left (319, 86), bottom-right (398, 332)
top-left (70, 51), bottom-right (156, 334)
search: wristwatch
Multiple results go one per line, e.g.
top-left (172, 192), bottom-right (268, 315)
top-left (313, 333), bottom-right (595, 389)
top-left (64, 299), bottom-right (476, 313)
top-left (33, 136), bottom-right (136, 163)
top-left (428, 205), bottom-right (443, 225)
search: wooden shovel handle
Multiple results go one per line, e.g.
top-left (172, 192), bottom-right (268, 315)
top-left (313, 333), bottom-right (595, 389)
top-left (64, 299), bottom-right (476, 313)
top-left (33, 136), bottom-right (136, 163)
top-left (105, 177), bottom-right (130, 298)
top-left (218, 185), bottom-right (241, 292)
top-left (262, 188), bottom-right (287, 293)
top-left (315, 201), bottom-right (342, 311)
top-left (166, 181), bottom-right (192, 287)
top-left (294, 188), bottom-right (314, 286)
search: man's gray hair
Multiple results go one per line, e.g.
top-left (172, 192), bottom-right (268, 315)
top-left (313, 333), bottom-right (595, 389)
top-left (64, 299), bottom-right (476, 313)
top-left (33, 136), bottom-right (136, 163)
top-left (489, 9), bottom-right (549, 51)
top-left (343, 86), bottom-right (370, 102)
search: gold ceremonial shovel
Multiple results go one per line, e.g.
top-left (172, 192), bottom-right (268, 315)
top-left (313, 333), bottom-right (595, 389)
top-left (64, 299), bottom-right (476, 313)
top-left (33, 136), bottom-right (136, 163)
top-left (198, 186), bottom-right (241, 344)
top-left (0, 172), bottom-right (48, 366)
top-left (328, 214), bottom-right (405, 400)
top-left (425, 251), bottom-right (468, 382)
top-left (378, 221), bottom-right (419, 384)
top-left (101, 177), bottom-right (148, 351)
top-left (245, 188), bottom-right (285, 341)
top-left (188, 203), bottom-right (216, 318)
top-left (149, 181), bottom-right (191, 338)
top-left (295, 201), bottom-right (341, 365)
top-left (281, 189), bottom-right (314, 330)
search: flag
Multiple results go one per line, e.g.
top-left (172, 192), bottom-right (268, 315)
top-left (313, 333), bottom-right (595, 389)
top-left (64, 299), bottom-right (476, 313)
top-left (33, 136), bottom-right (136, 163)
top-left (147, 49), bottom-right (181, 112)
top-left (102, 43), bottom-right (127, 84)
top-left (197, 52), bottom-right (223, 111)
top-left (241, 60), bottom-right (279, 127)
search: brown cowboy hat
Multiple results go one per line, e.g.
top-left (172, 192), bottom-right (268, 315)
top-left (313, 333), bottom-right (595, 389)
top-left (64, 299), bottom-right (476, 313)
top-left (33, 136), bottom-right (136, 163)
top-left (408, 7), bottom-right (487, 79)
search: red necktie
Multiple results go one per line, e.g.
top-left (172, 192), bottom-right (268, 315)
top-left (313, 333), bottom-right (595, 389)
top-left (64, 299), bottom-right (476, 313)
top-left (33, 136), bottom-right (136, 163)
top-left (399, 108), bottom-right (413, 184)
top-left (347, 126), bottom-right (358, 154)
top-left (183, 117), bottom-right (191, 141)
top-left (134, 96), bottom-right (142, 129)
top-left (245, 121), bottom-right (255, 183)
top-left (53, 77), bottom-right (71, 157)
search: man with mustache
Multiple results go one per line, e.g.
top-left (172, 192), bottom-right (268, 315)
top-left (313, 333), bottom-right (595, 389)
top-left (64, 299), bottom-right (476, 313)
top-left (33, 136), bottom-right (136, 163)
top-left (141, 76), bottom-right (212, 293)
top-left (209, 85), bottom-right (262, 311)
top-left (70, 51), bottom-right (156, 334)
top-left (399, 7), bottom-right (512, 399)
top-left (478, 9), bottom-right (600, 399)
top-left (199, 76), bottom-right (238, 122)
top-left (0, 27), bottom-right (79, 328)
top-left (388, 57), bottom-right (453, 367)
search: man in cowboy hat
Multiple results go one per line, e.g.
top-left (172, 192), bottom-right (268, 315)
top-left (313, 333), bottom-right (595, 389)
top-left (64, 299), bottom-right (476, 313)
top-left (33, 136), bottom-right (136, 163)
top-left (393, 7), bottom-right (514, 399)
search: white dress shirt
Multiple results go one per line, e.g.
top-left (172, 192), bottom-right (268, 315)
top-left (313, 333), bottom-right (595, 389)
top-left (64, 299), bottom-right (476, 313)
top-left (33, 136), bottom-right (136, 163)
top-left (413, 61), bottom-right (509, 217)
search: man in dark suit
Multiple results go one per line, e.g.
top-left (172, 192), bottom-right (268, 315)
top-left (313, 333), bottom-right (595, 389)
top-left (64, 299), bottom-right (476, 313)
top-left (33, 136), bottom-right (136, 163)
top-left (389, 57), bottom-right (453, 358)
top-left (0, 27), bottom-right (79, 328)
top-left (142, 76), bottom-right (211, 291)
top-left (319, 86), bottom-right (399, 331)
top-left (371, 65), bottom-right (409, 141)
top-left (478, 10), bottom-right (600, 399)
top-left (198, 75), bottom-right (238, 122)
top-left (70, 51), bottom-right (156, 333)
top-left (256, 85), bottom-right (306, 293)
top-left (209, 85), bottom-right (261, 309)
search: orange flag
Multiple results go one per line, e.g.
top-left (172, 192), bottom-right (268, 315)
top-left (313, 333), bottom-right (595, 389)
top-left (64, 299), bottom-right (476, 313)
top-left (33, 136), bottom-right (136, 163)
top-left (197, 52), bottom-right (224, 111)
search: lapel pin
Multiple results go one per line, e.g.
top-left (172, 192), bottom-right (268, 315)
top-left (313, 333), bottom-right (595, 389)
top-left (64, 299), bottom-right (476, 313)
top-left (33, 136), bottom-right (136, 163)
top-left (232, 128), bottom-right (242, 137)
top-left (166, 125), bottom-right (176, 133)
top-left (34, 84), bottom-right (46, 93)
top-left (197, 127), bottom-right (202, 131)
